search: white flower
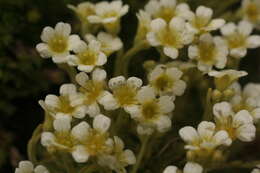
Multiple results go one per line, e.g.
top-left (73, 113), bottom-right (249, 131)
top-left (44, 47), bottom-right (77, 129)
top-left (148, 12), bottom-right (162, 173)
top-left (39, 84), bottom-right (86, 121)
top-left (85, 32), bottom-right (123, 56)
top-left (188, 33), bottom-right (228, 72)
top-left (147, 17), bottom-right (194, 59)
top-left (98, 136), bottom-right (136, 173)
top-left (75, 69), bottom-right (117, 117)
top-left (208, 70), bottom-right (248, 91)
top-left (71, 114), bottom-right (113, 163)
top-left (251, 165), bottom-right (260, 173)
top-left (179, 121), bottom-right (232, 152)
top-left (15, 161), bottom-right (49, 173)
top-left (68, 2), bottom-right (95, 22)
top-left (67, 40), bottom-right (107, 73)
top-left (148, 65), bottom-right (186, 96)
top-left (108, 76), bottom-right (143, 111)
top-left (87, 0), bottom-right (129, 34)
top-left (213, 102), bottom-right (256, 142)
top-left (163, 162), bottom-right (203, 173)
top-left (41, 115), bottom-right (75, 151)
top-left (231, 83), bottom-right (260, 122)
top-left (242, 0), bottom-right (260, 29)
top-left (135, 10), bottom-right (152, 43)
top-left (220, 21), bottom-right (260, 58)
top-left (144, 0), bottom-right (193, 22)
top-left (187, 6), bottom-right (225, 34)
top-left (36, 22), bottom-right (81, 63)
top-left (127, 86), bottom-right (174, 134)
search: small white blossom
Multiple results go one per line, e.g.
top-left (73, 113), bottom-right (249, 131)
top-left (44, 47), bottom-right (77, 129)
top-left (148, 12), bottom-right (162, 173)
top-left (144, 0), bottom-right (193, 22)
top-left (75, 69), bottom-right (117, 117)
top-left (147, 17), bottom-right (194, 59)
top-left (220, 21), bottom-right (260, 58)
top-left (39, 84), bottom-right (86, 121)
top-left (231, 83), bottom-right (260, 122)
top-left (68, 2), bottom-right (95, 22)
top-left (187, 6), bottom-right (225, 34)
top-left (98, 136), bottom-right (136, 173)
top-left (242, 0), bottom-right (260, 29)
top-left (135, 10), bottom-right (152, 43)
top-left (252, 165), bottom-right (260, 173)
top-left (188, 33), bottom-right (228, 72)
top-left (71, 114), bottom-right (113, 163)
top-left (163, 162), bottom-right (203, 173)
top-left (108, 76), bottom-right (143, 111)
top-left (148, 65), bottom-right (186, 96)
top-left (208, 70), bottom-right (248, 91)
top-left (36, 22), bottom-right (81, 63)
top-left (67, 40), bottom-right (107, 73)
top-left (15, 161), bottom-right (49, 173)
top-left (87, 0), bottom-right (129, 34)
top-left (179, 121), bottom-right (232, 152)
top-left (127, 86), bottom-right (174, 135)
top-left (85, 32), bottom-right (123, 56)
top-left (213, 102), bottom-right (256, 142)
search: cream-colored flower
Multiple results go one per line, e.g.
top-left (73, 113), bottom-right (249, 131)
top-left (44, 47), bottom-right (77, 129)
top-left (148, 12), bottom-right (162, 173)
top-left (242, 0), bottom-right (260, 29)
top-left (188, 33), bottom-right (228, 72)
top-left (127, 86), bottom-right (174, 135)
top-left (179, 121), bottom-right (232, 151)
top-left (98, 136), bottom-right (136, 173)
top-left (41, 115), bottom-right (77, 152)
top-left (85, 32), bottom-right (123, 56)
top-left (208, 70), bottom-right (248, 91)
top-left (39, 84), bottom-right (86, 121)
top-left (251, 165), bottom-right (260, 173)
top-left (144, 0), bottom-right (193, 22)
top-left (135, 10), bottom-right (152, 43)
top-left (87, 0), bottom-right (129, 34)
top-left (70, 114), bottom-right (113, 163)
top-left (231, 83), bottom-right (260, 122)
top-left (68, 2), bottom-right (95, 22)
top-left (220, 21), bottom-right (260, 58)
top-left (67, 40), bottom-right (107, 72)
top-left (187, 6), bottom-right (225, 34)
top-left (108, 76), bottom-right (143, 111)
top-left (148, 65), bottom-right (186, 96)
top-left (213, 102), bottom-right (256, 142)
top-left (163, 162), bottom-right (203, 173)
top-left (75, 69), bottom-right (117, 117)
top-left (36, 22), bottom-right (81, 63)
top-left (15, 161), bottom-right (49, 173)
top-left (147, 17), bottom-right (194, 59)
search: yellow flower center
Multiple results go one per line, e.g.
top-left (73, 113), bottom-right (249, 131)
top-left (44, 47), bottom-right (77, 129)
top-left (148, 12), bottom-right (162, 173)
top-left (113, 84), bottom-right (137, 106)
top-left (214, 75), bottom-right (233, 91)
top-left (79, 80), bottom-right (105, 104)
top-left (49, 35), bottom-right (68, 53)
top-left (152, 74), bottom-right (174, 93)
top-left (198, 41), bottom-right (217, 64)
top-left (84, 130), bottom-right (110, 156)
top-left (55, 132), bottom-right (75, 150)
top-left (192, 17), bottom-right (210, 30)
top-left (103, 11), bottom-right (118, 18)
top-left (215, 117), bottom-right (236, 140)
top-left (245, 3), bottom-right (260, 22)
top-left (226, 34), bottom-right (247, 49)
top-left (78, 49), bottom-right (97, 65)
top-left (158, 27), bottom-right (182, 48)
top-left (156, 7), bottom-right (176, 23)
top-left (56, 96), bottom-right (75, 114)
top-left (142, 100), bottom-right (160, 120)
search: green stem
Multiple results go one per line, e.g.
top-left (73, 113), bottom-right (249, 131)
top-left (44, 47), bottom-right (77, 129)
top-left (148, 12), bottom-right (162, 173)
top-left (27, 124), bottom-right (43, 164)
top-left (114, 41), bottom-right (149, 77)
top-left (58, 63), bottom-right (77, 84)
top-left (130, 135), bottom-right (150, 173)
top-left (210, 160), bottom-right (260, 170)
top-left (202, 88), bottom-right (213, 121)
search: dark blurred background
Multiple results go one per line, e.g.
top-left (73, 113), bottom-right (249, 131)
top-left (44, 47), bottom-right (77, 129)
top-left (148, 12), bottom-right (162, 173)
top-left (0, 0), bottom-right (260, 172)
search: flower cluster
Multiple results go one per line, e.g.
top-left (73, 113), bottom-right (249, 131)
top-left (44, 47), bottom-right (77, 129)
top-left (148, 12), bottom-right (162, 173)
top-left (16, 0), bottom-right (260, 172)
